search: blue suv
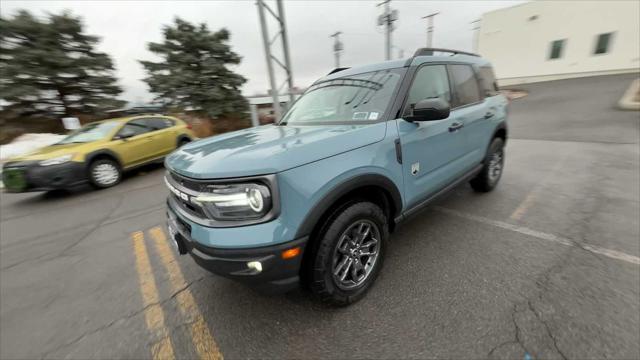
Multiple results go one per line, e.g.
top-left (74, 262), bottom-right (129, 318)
top-left (164, 48), bottom-right (508, 305)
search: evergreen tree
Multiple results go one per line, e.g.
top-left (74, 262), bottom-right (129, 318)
top-left (0, 10), bottom-right (124, 118)
top-left (140, 18), bottom-right (248, 118)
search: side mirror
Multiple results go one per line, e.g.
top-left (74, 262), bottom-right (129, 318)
top-left (406, 98), bottom-right (450, 122)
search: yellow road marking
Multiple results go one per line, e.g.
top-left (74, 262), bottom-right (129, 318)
top-left (510, 153), bottom-right (570, 221)
top-left (131, 231), bottom-right (176, 360)
top-left (149, 227), bottom-right (223, 360)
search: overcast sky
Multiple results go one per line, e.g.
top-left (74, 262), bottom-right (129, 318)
top-left (3, 0), bottom-right (523, 105)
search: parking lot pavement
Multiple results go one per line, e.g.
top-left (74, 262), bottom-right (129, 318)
top-left (1, 74), bottom-right (639, 359)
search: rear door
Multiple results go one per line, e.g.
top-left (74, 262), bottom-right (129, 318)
top-left (396, 64), bottom-right (467, 209)
top-left (147, 117), bottom-right (177, 155)
top-left (110, 120), bottom-right (154, 167)
top-left (448, 64), bottom-right (489, 166)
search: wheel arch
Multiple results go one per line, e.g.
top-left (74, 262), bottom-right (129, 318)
top-left (85, 149), bottom-right (123, 169)
top-left (295, 173), bottom-right (402, 240)
top-left (176, 134), bottom-right (192, 147)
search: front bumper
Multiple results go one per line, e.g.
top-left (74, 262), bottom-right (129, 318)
top-left (2, 160), bottom-right (86, 192)
top-left (166, 202), bottom-right (307, 294)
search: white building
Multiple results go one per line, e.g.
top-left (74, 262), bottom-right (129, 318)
top-left (477, 1), bottom-right (640, 85)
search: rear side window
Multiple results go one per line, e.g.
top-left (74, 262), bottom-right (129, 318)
top-left (147, 118), bottom-right (174, 130)
top-left (119, 120), bottom-right (152, 137)
top-left (449, 64), bottom-right (481, 107)
top-left (403, 65), bottom-right (451, 116)
top-left (478, 66), bottom-right (500, 97)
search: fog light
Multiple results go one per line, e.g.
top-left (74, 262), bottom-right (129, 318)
top-left (247, 261), bottom-right (262, 273)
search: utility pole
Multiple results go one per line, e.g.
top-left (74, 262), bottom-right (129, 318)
top-left (470, 19), bottom-right (480, 53)
top-left (422, 12), bottom-right (439, 48)
top-left (256, 0), bottom-right (295, 122)
top-left (377, 0), bottom-right (398, 61)
top-left (330, 31), bottom-right (343, 68)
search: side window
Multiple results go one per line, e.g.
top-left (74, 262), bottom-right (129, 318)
top-left (449, 64), bottom-right (481, 107)
top-left (147, 118), bottom-right (174, 130)
top-left (403, 65), bottom-right (451, 116)
top-left (479, 66), bottom-right (500, 97)
top-left (117, 120), bottom-right (152, 137)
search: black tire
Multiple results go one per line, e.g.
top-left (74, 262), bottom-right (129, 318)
top-left (178, 138), bottom-right (191, 148)
top-left (310, 201), bottom-right (388, 306)
top-left (88, 158), bottom-right (122, 189)
top-left (470, 137), bottom-right (505, 192)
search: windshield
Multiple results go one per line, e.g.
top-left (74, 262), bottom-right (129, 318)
top-left (280, 68), bottom-right (404, 125)
top-left (57, 121), bottom-right (120, 144)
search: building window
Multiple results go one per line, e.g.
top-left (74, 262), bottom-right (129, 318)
top-left (548, 39), bottom-right (565, 60)
top-left (594, 32), bottom-right (614, 55)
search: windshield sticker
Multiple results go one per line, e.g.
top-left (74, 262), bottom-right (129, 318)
top-left (352, 112), bottom-right (369, 120)
top-left (369, 112), bottom-right (379, 120)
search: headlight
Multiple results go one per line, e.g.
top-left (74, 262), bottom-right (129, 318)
top-left (39, 154), bottom-right (74, 166)
top-left (193, 182), bottom-right (272, 220)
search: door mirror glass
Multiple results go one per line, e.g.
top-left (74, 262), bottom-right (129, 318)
top-left (406, 98), bottom-right (450, 122)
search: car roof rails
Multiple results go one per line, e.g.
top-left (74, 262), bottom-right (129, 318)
top-left (327, 67), bottom-right (350, 75)
top-left (412, 47), bottom-right (480, 58)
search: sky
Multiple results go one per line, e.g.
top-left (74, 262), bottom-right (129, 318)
top-left (2, 0), bottom-right (524, 105)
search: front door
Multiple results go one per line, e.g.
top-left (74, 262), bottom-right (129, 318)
top-left (396, 64), bottom-right (468, 209)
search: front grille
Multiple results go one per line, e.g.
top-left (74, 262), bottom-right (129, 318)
top-left (169, 171), bottom-right (208, 192)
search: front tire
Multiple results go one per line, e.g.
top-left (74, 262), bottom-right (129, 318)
top-left (470, 137), bottom-right (505, 192)
top-left (88, 159), bottom-right (121, 189)
top-left (310, 202), bottom-right (388, 306)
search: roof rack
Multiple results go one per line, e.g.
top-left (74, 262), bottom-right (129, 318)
top-left (413, 47), bottom-right (480, 57)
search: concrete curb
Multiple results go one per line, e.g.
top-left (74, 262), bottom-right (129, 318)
top-left (618, 78), bottom-right (640, 111)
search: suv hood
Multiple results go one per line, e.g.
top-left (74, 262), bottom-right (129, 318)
top-left (166, 122), bottom-right (387, 179)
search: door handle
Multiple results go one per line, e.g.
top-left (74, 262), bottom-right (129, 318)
top-left (449, 122), bottom-right (464, 132)
top-left (484, 112), bottom-right (495, 119)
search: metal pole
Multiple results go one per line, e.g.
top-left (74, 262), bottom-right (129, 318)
top-left (276, 0), bottom-right (295, 106)
top-left (330, 31), bottom-right (342, 67)
top-left (385, 1), bottom-right (391, 60)
top-left (250, 103), bottom-right (260, 127)
top-left (256, 0), bottom-right (281, 121)
top-left (422, 12), bottom-right (439, 48)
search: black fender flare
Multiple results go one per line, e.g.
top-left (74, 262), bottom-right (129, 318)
top-left (294, 173), bottom-right (403, 239)
top-left (85, 149), bottom-right (123, 170)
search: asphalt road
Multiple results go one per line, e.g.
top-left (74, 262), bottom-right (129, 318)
top-left (1, 73), bottom-right (639, 360)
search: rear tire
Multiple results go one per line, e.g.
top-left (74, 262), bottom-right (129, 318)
top-left (470, 137), bottom-right (505, 192)
top-left (88, 158), bottom-right (121, 189)
top-left (178, 138), bottom-right (191, 148)
top-left (310, 201), bottom-right (388, 306)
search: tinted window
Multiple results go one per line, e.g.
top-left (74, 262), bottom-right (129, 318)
top-left (118, 120), bottom-right (152, 137)
top-left (479, 66), bottom-right (499, 97)
top-left (403, 65), bottom-right (451, 116)
top-left (449, 64), bottom-right (481, 107)
top-left (147, 117), bottom-right (174, 130)
top-left (549, 39), bottom-right (565, 60)
top-left (594, 32), bottom-right (613, 54)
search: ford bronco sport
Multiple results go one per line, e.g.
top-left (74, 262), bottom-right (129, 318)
top-left (164, 48), bottom-right (508, 305)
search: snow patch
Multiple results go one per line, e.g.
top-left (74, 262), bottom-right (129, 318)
top-left (0, 133), bottom-right (66, 161)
